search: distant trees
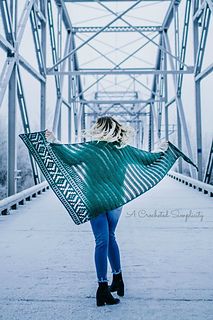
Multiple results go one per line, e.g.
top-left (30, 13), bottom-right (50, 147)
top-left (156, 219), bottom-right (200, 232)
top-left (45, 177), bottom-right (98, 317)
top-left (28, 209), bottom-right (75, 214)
top-left (0, 119), bottom-right (34, 200)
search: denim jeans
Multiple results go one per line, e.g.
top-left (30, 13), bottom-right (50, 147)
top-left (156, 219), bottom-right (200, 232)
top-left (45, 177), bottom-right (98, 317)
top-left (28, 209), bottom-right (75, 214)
top-left (90, 205), bottom-right (123, 283)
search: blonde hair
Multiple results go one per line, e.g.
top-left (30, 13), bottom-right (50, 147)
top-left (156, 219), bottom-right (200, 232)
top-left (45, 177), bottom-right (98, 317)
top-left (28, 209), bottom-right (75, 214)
top-left (81, 116), bottom-right (135, 149)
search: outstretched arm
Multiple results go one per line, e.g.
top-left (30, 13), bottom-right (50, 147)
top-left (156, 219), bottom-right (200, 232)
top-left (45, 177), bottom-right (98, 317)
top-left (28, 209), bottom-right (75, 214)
top-left (45, 129), bottom-right (83, 166)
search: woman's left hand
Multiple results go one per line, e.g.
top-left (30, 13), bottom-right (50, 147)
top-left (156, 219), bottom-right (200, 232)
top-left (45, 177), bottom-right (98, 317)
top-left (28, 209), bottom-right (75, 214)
top-left (45, 129), bottom-right (56, 142)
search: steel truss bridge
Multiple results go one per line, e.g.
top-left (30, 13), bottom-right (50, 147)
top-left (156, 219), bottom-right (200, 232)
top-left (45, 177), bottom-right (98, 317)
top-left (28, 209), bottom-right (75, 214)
top-left (0, 0), bottom-right (213, 204)
top-left (0, 3), bottom-right (213, 318)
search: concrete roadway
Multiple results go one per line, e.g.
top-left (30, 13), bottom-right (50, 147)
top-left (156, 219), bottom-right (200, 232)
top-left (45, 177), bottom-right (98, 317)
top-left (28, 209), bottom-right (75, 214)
top-left (0, 176), bottom-right (213, 319)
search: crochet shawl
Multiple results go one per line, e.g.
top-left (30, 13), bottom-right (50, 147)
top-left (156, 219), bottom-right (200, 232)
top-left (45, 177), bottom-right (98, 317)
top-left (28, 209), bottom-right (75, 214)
top-left (19, 130), bottom-right (198, 225)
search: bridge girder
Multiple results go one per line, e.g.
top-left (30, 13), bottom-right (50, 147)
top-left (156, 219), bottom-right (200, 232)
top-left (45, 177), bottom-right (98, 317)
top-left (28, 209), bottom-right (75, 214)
top-left (0, 0), bottom-right (212, 199)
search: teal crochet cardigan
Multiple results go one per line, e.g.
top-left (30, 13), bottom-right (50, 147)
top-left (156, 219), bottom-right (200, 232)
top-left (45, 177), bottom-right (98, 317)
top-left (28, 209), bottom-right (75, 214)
top-left (19, 130), bottom-right (198, 225)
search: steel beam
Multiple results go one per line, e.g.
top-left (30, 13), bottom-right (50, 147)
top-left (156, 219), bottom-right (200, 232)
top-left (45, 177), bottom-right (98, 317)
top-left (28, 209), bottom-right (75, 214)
top-left (7, 63), bottom-right (17, 196)
top-left (194, 4), bottom-right (211, 76)
top-left (97, 0), bottom-right (190, 69)
top-left (52, 33), bottom-right (72, 134)
top-left (0, 0), bottom-right (36, 108)
top-left (74, 31), bottom-right (161, 99)
top-left (72, 26), bottom-right (163, 33)
top-left (18, 55), bottom-right (46, 82)
top-left (17, 67), bottom-right (40, 184)
top-left (30, 5), bottom-right (46, 75)
top-left (162, 0), bottom-right (180, 30)
top-left (177, 0), bottom-right (191, 96)
top-left (86, 112), bottom-right (146, 116)
top-left (47, 68), bottom-right (194, 76)
top-left (195, 63), bottom-right (213, 82)
top-left (0, 34), bottom-right (14, 52)
top-left (55, 0), bottom-right (73, 30)
top-left (73, 99), bottom-right (163, 104)
top-left (40, 0), bottom-right (47, 181)
top-left (192, 0), bottom-right (203, 180)
top-left (164, 32), bottom-right (197, 178)
top-left (47, 0), bottom-right (143, 72)
top-left (163, 33), bottom-right (169, 141)
top-left (173, 1), bottom-right (183, 173)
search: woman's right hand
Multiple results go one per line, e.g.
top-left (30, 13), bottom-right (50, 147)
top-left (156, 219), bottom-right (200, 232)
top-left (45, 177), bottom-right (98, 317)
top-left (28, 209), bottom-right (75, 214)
top-left (158, 141), bottom-right (169, 152)
top-left (152, 140), bottom-right (169, 153)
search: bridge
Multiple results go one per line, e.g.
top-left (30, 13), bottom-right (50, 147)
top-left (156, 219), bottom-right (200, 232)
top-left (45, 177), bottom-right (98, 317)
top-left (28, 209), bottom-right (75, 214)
top-left (0, 0), bottom-right (213, 319)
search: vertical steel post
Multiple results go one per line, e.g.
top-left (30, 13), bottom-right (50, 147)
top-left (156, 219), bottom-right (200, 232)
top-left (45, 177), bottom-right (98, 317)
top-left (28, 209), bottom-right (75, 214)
top-left (57, 5), bottom-right (62, 141)
top-left (164, 32), bottom-right (196, 178)
top-left (40, 0), bottom-right (47, 183)
top-left (81, 103), bottom-right (86, 142)
top-left (68, 37), bottom-right (72, 144)
top-left (192, 0), bottom-right (203, 180)
top-left (174, 2), bottom-right (182, 173)
top-left (40, 0), bottom-right (46, 131)
top-left (136, 113), bottom-right (139, 148)
top-left (148, 103), bottom-right (154, 151)
top-left (163, 31), bottom-right (169, 142)
top-left (8, 65), bottom-right (17, 196)
top-left (7, 0), bottom-right (17, 196)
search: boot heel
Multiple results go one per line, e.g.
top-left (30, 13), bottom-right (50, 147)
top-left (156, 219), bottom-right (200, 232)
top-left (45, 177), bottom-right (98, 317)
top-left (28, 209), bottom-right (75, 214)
top-left (96, 287), bottom-right (105, 306)
top-left (109, 272), bottom-right (125, 297)
top-left (117, 284), bottom-right (124, 297)
top-left (96, 281), bottom-right (120, 307)
top-left (96, 297), bottom-right (105, 306)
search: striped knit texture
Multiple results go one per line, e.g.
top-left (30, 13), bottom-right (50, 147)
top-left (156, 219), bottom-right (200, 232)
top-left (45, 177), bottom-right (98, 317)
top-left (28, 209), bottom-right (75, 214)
top-left (19, 130), bottom-right (198, 225)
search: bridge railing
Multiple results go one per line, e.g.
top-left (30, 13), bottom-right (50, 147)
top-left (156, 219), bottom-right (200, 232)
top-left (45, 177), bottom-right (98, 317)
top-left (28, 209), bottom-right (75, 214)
top-left (167, 171), bottom-right (213, 198)
top-left (0, 182), bottom-right (49, 215)
top-left (1, 170), bottom-right (212, 216)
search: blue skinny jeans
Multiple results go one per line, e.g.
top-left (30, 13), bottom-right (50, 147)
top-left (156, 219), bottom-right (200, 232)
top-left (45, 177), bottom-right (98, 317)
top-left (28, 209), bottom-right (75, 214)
top-left (90, 206), bottom-right (123, 283)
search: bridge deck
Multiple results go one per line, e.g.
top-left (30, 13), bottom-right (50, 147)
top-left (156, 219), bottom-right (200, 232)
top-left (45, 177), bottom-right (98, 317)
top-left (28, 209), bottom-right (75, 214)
top-left (0, 176), bottom-right (213, 319)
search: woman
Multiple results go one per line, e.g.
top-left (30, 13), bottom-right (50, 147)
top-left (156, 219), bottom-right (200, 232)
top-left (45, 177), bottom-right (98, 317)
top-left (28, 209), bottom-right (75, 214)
top-left (45, 116), bottom-right (136, 307)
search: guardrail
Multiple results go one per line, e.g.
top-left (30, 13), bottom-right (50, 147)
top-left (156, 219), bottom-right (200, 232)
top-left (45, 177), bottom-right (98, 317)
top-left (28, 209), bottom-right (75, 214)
top-left (0, 181), bottom-right (49, 215)
top-left (1, 171), bottom-right (212, 216)
top-left (167, 170), bottom-right (213, 197)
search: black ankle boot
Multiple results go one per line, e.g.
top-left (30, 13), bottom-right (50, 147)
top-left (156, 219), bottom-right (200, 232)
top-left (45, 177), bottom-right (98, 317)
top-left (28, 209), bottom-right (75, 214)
top-left (96, 281), bottom-right (120, 306)
top-left (109, 271), bottom-right (124, 297)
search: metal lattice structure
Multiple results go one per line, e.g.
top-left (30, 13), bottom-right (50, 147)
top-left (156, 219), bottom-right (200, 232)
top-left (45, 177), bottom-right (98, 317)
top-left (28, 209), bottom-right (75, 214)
top-left (0, 0), bottom-right (212, 199)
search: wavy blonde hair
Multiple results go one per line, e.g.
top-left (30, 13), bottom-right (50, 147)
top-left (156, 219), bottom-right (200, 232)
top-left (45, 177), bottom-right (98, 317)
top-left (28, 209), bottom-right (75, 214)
top-left (81, 116), bottom-right (135, 149)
